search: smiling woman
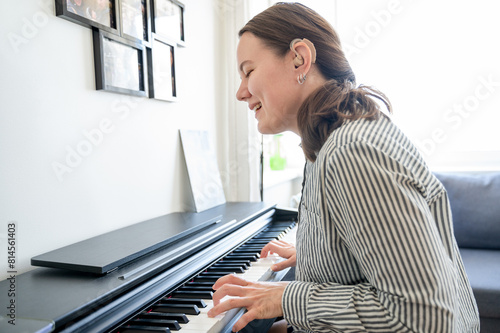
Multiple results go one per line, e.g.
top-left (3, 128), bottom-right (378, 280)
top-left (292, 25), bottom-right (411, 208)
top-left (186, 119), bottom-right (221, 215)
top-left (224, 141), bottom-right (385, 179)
top-left (235, 2), bottom-right (391, 162)
top-left (208, 2), bottom-right (480, 333)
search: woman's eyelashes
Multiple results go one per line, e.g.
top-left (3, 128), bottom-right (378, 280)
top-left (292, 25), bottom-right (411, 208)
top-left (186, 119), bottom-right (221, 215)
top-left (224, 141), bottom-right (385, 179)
top-left (245, 69), bottom-right (253, 78)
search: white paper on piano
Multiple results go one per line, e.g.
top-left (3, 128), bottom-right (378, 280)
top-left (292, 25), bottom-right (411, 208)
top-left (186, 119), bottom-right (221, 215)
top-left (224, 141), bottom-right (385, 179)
top-left (179, 129), bottom-right (226, 212)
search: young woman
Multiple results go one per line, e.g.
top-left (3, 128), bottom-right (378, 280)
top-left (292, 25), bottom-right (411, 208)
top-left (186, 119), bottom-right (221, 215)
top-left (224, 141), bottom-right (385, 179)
top-left (208, 3), bottom-right (479, 332)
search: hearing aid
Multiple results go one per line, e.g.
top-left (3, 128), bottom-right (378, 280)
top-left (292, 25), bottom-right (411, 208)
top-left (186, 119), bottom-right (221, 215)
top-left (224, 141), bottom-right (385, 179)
top-left (290, 38), bottom-right (317, 67)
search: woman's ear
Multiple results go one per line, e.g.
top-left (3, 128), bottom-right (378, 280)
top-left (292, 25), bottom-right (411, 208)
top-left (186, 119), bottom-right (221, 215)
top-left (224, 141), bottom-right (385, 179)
top-left (289, 38), bottom-right (316, 71)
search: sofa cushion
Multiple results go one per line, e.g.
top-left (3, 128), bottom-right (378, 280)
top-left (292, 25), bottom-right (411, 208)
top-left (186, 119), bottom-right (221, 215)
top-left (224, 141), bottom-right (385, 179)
top-left (460, 248), bottom-right (500, 319)
top-left (434, 172), bottom-right (500, 249)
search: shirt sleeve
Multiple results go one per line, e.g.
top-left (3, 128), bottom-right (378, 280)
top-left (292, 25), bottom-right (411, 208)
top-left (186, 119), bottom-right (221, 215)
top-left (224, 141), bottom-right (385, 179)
top-left (282, 140), bottom-right (458, 333)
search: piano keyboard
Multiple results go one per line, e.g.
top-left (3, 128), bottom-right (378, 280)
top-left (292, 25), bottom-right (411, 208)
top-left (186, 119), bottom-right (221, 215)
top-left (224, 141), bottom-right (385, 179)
top-left (114, 221), bottom-right (297, 333)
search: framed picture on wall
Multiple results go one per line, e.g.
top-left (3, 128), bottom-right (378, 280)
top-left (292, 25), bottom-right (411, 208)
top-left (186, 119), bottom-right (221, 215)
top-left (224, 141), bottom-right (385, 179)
top-left (119, 0), bottom-right (152, 45)
top-left (152, 0), bottom-right (185, 46)
top-left (147, 34), bottom-right (177, 101)
top-left (92, 28), bottom-right (147, 97)
top-left (55, 0), bottom-right (119, 34)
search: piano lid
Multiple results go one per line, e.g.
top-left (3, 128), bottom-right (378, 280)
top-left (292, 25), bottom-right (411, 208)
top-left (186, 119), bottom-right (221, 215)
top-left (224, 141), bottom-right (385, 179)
top-left (31, 203), bottom-right (261, 275)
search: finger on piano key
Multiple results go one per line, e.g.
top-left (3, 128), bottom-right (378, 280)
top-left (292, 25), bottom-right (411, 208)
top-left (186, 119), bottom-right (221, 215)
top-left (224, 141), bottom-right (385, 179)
top-left (118, 221), bottom-right (297, 333)
top-left (182, 297), bottom-right (239, 332)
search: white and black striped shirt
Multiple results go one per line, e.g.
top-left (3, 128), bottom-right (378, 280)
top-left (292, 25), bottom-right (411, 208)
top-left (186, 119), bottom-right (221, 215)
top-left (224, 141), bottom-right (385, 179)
top-left (282, 116), bottom-right (480, 332)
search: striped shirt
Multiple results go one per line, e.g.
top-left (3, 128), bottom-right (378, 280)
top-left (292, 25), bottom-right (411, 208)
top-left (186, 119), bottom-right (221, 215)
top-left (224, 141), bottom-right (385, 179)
top-left (282, 116), bottom-right (480, 332)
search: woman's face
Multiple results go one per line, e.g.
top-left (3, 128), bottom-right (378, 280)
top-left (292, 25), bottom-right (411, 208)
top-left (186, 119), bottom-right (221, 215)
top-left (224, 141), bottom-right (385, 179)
top-left (236, 32), bottom-right (302, 135)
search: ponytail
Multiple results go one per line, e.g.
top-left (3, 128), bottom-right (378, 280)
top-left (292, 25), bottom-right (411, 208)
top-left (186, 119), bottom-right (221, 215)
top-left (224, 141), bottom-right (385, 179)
top-left (298, 80), bottom-right (392, 161)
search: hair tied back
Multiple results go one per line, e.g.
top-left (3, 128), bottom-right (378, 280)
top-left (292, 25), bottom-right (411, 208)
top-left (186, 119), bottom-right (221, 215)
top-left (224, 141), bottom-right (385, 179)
top-left (341, 79), bottom-right (354, 93)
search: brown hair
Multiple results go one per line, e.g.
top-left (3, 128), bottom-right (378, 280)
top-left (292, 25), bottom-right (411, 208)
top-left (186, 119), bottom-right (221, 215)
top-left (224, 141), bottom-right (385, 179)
top-left (239, 2), bottom-right (392, 161)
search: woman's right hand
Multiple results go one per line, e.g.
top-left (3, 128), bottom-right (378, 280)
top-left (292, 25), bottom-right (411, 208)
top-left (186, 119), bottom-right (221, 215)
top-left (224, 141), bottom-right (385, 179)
top-left (260, 239), bottom-right (296, 271)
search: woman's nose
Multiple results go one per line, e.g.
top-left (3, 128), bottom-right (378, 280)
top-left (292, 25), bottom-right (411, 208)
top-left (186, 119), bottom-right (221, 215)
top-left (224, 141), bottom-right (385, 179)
top-left (236, 80), bottom-right (251, 101)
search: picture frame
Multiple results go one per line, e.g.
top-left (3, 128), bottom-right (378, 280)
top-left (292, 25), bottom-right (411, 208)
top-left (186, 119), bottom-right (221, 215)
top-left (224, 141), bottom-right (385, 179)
top-left (151, 0), bottom-right (185, 46)
top-left (119, 0), bottom-right (152, 46)
top-left (55, 0), bottom-right (119, 34)
top-left (92, 28), bottom-right (147, 97)
top-left (147, 34), bottom-right (177, 101)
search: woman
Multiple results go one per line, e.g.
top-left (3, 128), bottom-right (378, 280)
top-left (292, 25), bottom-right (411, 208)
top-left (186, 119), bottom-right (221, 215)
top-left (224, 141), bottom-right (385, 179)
top-left (207, 3), bottom-right (480, 332)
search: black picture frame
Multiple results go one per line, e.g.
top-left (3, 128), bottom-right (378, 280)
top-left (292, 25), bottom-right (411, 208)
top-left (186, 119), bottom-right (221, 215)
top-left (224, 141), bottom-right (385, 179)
top-left (92, 28), bottom-right (147, 97)
top-left (119, 0), bottom-right (152, 46)
top-left (147, 34), bottom-right (177, 101)
top-left (151, 0), bottom-right (185, 47)
top-left (55, 0), bottom-right (119, 34)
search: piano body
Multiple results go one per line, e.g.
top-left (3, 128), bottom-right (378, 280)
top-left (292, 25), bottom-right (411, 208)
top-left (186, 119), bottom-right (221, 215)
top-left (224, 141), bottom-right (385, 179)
top-left (0, 202), bottom-right (297, 333)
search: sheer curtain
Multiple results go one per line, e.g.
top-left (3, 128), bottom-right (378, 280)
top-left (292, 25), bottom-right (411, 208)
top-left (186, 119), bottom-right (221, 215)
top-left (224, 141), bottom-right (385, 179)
top-left (214, 0), bottom-right (271, 202)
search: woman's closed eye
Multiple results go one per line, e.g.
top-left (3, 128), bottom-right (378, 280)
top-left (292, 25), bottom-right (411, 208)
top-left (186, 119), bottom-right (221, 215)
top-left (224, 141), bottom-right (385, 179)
top-left (245, 69), bottom-right (253, 78)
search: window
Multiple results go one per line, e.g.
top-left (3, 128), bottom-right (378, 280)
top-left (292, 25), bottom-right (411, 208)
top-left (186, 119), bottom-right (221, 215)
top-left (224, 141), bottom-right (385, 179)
top-left (334, 0), bottom-right (500, 170)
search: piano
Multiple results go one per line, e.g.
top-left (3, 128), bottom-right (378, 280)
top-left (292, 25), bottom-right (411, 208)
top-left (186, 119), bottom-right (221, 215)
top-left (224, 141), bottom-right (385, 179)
top-left (0, 202), bottom-right (297, 333)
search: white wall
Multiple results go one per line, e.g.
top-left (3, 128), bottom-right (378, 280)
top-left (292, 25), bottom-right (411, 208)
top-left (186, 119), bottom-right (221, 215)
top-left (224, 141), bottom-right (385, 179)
top-left (0, 0), bottom-right (221, 280)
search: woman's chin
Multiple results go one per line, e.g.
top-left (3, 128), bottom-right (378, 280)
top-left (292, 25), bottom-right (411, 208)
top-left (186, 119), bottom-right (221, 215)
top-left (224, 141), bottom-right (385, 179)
top-left (257, 124), bottom-right (273, 135)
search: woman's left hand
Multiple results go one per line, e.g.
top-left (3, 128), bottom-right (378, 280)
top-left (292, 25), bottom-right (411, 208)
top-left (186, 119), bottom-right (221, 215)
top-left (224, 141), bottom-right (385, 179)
top-left (207, 274), bottom-right (289, 332)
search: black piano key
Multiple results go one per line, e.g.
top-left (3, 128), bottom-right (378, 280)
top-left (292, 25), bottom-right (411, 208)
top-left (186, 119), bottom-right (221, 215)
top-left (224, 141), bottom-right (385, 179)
top-left (160, 297), bottom-right (207, 308)
top-left (207, 266), bottom-right (245, 274)
top-left (246, 239), bottom-right (275, 243)
top-left (257, 232), bottom-right (282, 238)
top-left (232, 249), bottom-right (260, 254)
top-left (231, 246), bottom-right (263, 253)
top-left (152, 304), bottom-right (200, 315)
top-left (170, 290), bottom-right (213, 299)
top-left (185, 281), bottom-right (215, 287)
top-left (130, 319), bottom-right (181, 330)
top-left (119, 325), bottom-right (170, 333)
top-left (199, 272), bottom-right (226, 277)
top-left (197, 272), bottom-right (227, 280)
top-left (241, 242), bottom-right (269, 247)
top-left (253, 233), bottom-right (279, 237)
top-left (212, 262), bottom-right (249, 270)
top-left (237, 245), bottom-right (264, 250)
top-left (217, 259), bottom-right (251, 267)
top-left (178, 286), bottom-right (214, 292)
top-left (225, 254), bottom-right (258, 261)
top-left (140, 312), bottom-right (189, 324)
top-left (193, 276), bottom-right (221, 282)
top-left (208, 268), bottom-right (245, 277)
top-left (265, 226), bottom-right (290, 231)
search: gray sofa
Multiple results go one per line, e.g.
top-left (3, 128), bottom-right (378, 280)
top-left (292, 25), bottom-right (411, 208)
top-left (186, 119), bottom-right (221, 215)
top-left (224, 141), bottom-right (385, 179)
top-left (434, 172), bottom-right (500, 332)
